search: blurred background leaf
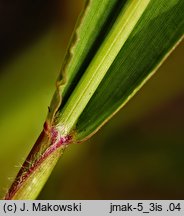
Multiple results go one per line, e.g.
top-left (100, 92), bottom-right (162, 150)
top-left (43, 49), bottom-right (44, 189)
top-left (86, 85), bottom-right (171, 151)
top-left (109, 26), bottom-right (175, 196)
top-left (0, 0), bottom-right (184, 199)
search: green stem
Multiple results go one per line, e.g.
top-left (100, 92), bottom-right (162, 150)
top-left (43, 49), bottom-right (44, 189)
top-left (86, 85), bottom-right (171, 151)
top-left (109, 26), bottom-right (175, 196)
top-left (4, 123), bottom-right (71, 200)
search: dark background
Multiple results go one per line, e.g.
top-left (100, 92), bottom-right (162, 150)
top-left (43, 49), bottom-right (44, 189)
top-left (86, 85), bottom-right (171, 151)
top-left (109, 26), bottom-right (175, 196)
top-left (0, 0), bottom-right (184, 199)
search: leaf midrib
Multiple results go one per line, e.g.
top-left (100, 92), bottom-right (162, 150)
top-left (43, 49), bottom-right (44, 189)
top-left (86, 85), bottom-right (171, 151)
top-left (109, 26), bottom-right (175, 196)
top-left (58, 0), bottom-right (150, 134)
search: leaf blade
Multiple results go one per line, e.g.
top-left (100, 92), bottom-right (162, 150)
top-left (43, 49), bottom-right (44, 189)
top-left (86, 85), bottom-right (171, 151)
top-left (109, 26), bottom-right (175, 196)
top-left (58, 0), bottom-right (151, 134)
top-left (75, 0), bottom-right (184, 140)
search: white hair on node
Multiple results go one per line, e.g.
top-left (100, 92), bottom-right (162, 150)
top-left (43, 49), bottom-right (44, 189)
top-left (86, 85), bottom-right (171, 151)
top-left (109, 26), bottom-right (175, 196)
top-left (56, 124), bottom-right (68, 137)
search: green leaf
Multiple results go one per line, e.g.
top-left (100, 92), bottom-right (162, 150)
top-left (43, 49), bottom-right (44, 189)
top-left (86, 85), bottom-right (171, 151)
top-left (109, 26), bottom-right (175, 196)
top-left (53, 0), bottom-right (184, 140)
top-left (75, 0), bottom-right (184, 140)
top-left (57, 0), bottom-right (151, 135)
top-left (47, 0), bottom-right (122, 124)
